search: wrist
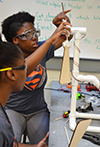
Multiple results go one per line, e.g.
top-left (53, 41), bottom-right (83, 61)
top-left (46, 38), bottom-right (53, 45)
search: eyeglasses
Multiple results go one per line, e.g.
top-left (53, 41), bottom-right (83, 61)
top-left (0, 62), bottom-right (27, 72)
top-left (15, 28), bottom-right (40, 40)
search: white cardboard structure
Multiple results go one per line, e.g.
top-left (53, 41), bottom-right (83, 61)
top-left (69, 27), bottom-right (100, 133)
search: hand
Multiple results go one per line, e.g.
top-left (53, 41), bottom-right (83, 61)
top-left (53, 10), bottom-right (71, 27)
top-left (36, 132), bottom-right (49, 147)
top-left (48, 21), bottom-right (72, 45)
top-left (18, 133), bottom-right (49, 147)
top-left (53, 10), bottom-right (73, 41)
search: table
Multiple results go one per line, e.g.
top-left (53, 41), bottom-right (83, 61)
top-left (48, 81), bottom-right (100, 147)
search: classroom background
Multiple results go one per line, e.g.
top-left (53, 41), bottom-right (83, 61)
top-left (0, 0), bottom-right (100, 110)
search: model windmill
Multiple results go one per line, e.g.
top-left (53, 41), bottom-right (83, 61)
top-left (59, 24), bottom-right (97, 146)
top-left (59, 2), bottom-right (100, 146)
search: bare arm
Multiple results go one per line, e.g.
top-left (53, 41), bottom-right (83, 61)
top-left (25, 22), bottom-right (71, 75)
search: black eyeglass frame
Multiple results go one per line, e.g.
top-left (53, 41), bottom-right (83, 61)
top-left (12, 62), bottom-right (27, 71)
top-left (0, 62), bottom-right (27, 72)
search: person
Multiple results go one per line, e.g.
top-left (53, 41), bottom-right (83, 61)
top-left (0, 35), bottom-right (50, 147)
top-left (1, 10), bottom-right (72, 144)
top-left (0, 18), bottom-right (71, 146)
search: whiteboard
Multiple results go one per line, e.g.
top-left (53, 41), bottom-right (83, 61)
top-left (0, 0), bottom-right (100, 59)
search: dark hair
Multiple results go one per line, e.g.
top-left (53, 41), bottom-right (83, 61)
top-left (0, 35), bottom-right (23, 78)
top-left (2, 11), bottom-right (35, 43)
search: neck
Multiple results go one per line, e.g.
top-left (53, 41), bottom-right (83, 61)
top-left (23, 52), bottom-right (32, 58)
top-left (0, 85), bottom-right (12, 107)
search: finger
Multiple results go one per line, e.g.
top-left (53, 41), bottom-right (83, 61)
top-left (61, 17), bottom-right (71, 23)
top-left (64, 9), bottom-right (71, 14)
top-left (56, 22), bottom-right (72, 36)
top-left (64, 26), bottom-right (72, 33)
top-left (59, 21), bottom-right (72, 28)
top-left (56, 29), bottom-right (70, 38)
top-left (42, 132), bottom-right (49, 142)
top-left (58, 23), bottom-right (71, 32)
top-left (62, 29), bottom-right (70, 36)
top-left (52, 22), bottom-right (72, 40)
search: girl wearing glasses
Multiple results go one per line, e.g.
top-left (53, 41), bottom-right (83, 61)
top-left (1, 11), bottom-right (72, 144)
top-left (0, 36), bottom-right (50, 147)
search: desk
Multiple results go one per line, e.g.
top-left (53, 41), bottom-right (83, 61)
top-left (48, 81), bottom-right (100, 147)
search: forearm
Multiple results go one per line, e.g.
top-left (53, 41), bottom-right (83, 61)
top-left (25, 21), bottom-right (71, 75)
top-left (54, 37), bottom-right (65, 50)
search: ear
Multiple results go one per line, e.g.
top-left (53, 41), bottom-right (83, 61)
top-left (12, 37), bottom-right (19, 45)
top-left (6, 70), bottom-right (16, 81)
